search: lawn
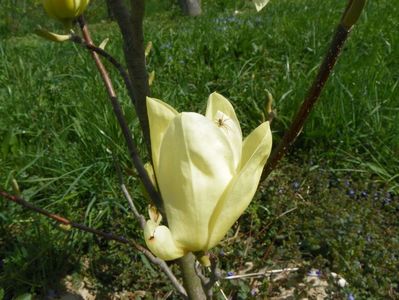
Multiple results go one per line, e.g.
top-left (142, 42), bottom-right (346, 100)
top-left (0, 0), bottom-right (398, 299)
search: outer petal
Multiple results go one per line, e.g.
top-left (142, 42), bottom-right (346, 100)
top-left (207, 122), bottom-right (272, 249)
top-left (144, 220), bottom-right (186, 260)
top-left (253, 0), bottom-right (270, 11)
top-left (205, 92), bottom-right (242, 168)
top-left (158, 112), bottom-right (235, 251)
top-left (146, 97), bottom-right (179, 171)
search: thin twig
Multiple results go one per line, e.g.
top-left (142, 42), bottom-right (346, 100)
top-left (0, 189), bottom-right (187, 298)
top-left (114, 157), bottom-right (146, 229)
top-left (261, 24), bottom-right (350, 181)
top-left (225, 267), bottom-right (299, 280)
top-left (276, 206), bottom-right (297, 220)
top-left (76, 16), bottom-right (164, 214)
top-left (70, 34), bottom-right (137, 117)
top-left (261, 1), bottom-right (366, 181)
top-left (121, 184), bottom-right (146, 229)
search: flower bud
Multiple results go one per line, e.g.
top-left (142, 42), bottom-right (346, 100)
top-left (42, 0), bottom-right (90, 25)
top-left (341, 0), bottom-right (366, 30)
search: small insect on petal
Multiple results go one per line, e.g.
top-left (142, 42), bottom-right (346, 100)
top-left (214, 111), bottom-right (233, 133)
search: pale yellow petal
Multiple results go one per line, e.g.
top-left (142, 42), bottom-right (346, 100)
top-left (239, 121), bottom-right (272, 170)
top-left (146, 97), bottom-right (178, 172)
top-left (207, 122), bottom-right (272, 248)
top-left (148, 205), bottom-right (162, 225)
top-left (205, 92), bottom-right (242, 168)
top-left (253, 0), bottom-right (270, 11)
top-left (158, 112), bottom-right (235, 251)
top-left (144, 220), bottom-right (186, 261)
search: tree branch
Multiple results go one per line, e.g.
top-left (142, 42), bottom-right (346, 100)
top-left (106, 0), bottom-right (151, 153)
top-left (76, 16), bottom-right (164, 214)
top-left (261, 1), bottom-right (366, 181)
top-left (70, 34), bottom-right (136, 116)
top-left (261, 24), bottom-right (351, 181)
top-left (0, 189), bottom-right (187, 298)
top-left (114, 158), bottom-right (146, 229)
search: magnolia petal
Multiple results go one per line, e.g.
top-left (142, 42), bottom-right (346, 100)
top-left (253, 0), bottom-right (270, 11)
top-left (205, 93), bottom-right (240, 127)
top-left (144, 220), bottom-right (186, 261)
top-left (239, 121), bottom-right (272, 171)
top-left (146, 97), bottom-right (179, 171)
top-left (158, 112), bottom-right (235, 251)
top-left (205, 92), bottom-right (242, 168)
top-left (207, 122), bottom-right (272, 249)
top-left (148, 205), bottom-right (162, 225)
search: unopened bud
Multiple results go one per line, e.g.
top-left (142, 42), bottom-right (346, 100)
top-left (265, 90), bottom-right (275, 123)
top-left (11, 178), bottom-right (20, 196)
top-left (148, 71), bottom-right (155, 86)
top-left (59, 224), bottom-right (72, 231)
top-left (145, 41), bottom-right (153, 57)
top-left (42, 0), bottom-right (90, 25)
top-left (341, 0), bottom-right (366, 30)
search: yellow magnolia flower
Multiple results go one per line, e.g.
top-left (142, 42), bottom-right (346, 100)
top-left (253, 0), bottom-right (270, 11)
top-left (144, 92), bottom-right (272, 260)
top-left (42, 0), bottom-right (89, 23)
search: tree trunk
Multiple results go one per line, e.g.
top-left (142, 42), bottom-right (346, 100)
top-left (179, 0), bottom-right (202, 16)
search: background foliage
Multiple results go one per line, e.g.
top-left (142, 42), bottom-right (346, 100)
top-left (0, 0), bottom-right (398, 298)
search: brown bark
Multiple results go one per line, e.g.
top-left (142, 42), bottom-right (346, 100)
top-left (261, 25), bottom-right (350, 182)
top-left (106, 0), bottom-right (151, 154)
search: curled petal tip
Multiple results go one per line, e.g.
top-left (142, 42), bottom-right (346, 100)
top-left (144, 220), bottom-right (185, 261)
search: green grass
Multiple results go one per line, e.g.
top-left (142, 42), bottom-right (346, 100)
top-left (0, 0), bottom-right (398, 298)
